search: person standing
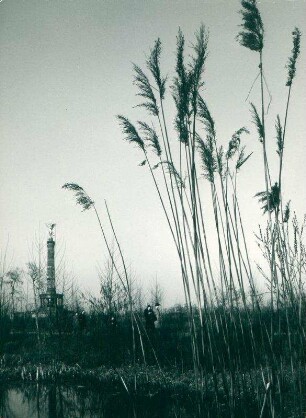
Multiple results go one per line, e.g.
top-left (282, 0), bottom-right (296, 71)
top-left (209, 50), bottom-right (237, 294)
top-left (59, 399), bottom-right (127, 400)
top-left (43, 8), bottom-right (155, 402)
top-left (155, 302), bottom-right (161, 329)
top-left (78, 310), bottom-right (86, 333)
top-left (144, 304), bottom-right (157, 331)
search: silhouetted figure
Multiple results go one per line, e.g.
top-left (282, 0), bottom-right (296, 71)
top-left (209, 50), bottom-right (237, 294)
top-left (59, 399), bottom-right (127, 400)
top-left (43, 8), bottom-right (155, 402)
top-left (78, 311), bottom-right (86, 333)
top-left (144, 304), bottom-right (157, 331)
top-left (155, 302), bottom-right (161, 329)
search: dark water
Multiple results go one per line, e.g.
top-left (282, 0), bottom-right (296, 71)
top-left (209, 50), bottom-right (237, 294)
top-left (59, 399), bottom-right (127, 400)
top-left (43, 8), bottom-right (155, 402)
top-left (0, 383), bottom-right (202, 418)
top-left (0, 382), bottom-right (302, 417)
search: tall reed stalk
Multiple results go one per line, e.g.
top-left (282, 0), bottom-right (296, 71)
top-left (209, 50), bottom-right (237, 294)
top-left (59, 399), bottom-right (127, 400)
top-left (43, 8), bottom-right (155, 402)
top-left (62, 183), bottom-right (163, 384)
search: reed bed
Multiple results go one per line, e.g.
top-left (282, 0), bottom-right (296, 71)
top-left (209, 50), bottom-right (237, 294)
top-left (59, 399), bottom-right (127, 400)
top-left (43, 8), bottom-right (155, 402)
top-left (115, 1), bottom-right (305, 416)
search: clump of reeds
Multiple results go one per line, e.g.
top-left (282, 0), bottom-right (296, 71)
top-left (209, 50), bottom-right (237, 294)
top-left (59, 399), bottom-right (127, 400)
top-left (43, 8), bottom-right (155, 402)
top-left (117, 1), bottom-right (304, 415)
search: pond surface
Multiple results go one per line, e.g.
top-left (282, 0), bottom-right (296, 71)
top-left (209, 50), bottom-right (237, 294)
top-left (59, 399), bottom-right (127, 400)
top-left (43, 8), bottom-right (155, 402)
top-left (1, 382), bottom-right (300, 417)
top-left (0, 383), bottom-right (200, 418)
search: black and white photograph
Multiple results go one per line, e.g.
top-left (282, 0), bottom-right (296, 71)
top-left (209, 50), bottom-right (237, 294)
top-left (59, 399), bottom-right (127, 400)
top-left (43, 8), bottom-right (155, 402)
top-left (0, 0), bottom-right (305, 416)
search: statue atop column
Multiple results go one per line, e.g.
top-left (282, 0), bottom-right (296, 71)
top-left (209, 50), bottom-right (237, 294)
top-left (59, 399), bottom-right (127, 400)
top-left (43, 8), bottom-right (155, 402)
top-left (46, 223), bottom-right (56, 240)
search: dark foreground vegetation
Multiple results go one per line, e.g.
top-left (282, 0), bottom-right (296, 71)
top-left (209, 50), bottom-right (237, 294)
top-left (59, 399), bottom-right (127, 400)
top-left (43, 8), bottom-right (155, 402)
top-left (1, 305), bottom-right (305, 371)
top-left (1, 0), bottom-right (305, 416)
top-left (0, 305), bottom-right (306, 417)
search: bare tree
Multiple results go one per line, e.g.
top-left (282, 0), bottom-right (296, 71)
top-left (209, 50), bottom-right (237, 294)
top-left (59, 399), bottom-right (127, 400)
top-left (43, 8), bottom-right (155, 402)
top-left (150, 277), bottom-right (164, 307)
top-left (27, 262), bottom-right (42, 345)
top-left (5, 268), bottom-right (23, 317)
top-left (98, 249), bottom-right (126, 315)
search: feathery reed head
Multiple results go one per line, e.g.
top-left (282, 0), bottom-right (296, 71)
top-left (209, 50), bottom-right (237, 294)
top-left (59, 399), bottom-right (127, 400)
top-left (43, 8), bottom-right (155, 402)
top-left (237, 0), bottom-right (264, 52)
top-left (283, 200), bottom-right (291, 223)
top-left (227, 128), bottom-right (251, 172)
top-left (147, 38), bottom-right (167, 99)
top-left (216, 146), bottom-right (225, 178)
top-left (190, 25), bottom-right (209, 109)
top-left (275, 115), bottom-right (283, 156)
top-left (196, 134), bottom-right (216, 183)
top-left (197, 96), bottom-right (215, 138)
top-left (226, 127), bottom-right (249, 159)
top-left (255, 182), bottom-right (280, 214)
top-left (286, 27), bottom-right (301, 86)
top-left (172, 28), bottom-right (192, 144)
top-left (176, 28), bottom-right (187, 82)
top-left (197, 98), bottom-right (216, 181)
top-left (117, 115), bottom-right (145, 151)
top-left (133, 64), bottom-right (159, 116)
top-left (62, 183), bottom-right (94, 211)
top-left (250, 103), bottom-right (263, 142)
top-left (236, 146), bottom-right (253, 171)
top-left (138, 121), bottom-right (162, 156)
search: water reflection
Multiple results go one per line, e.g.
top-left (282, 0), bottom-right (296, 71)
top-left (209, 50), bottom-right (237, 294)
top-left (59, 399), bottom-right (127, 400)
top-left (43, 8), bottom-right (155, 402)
top-left (0, 383), bottom-right (199, 418)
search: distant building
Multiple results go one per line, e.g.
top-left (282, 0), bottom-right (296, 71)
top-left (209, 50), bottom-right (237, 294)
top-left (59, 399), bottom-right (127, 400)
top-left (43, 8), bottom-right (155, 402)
top-left (39, 224), bottom-right (63, 314)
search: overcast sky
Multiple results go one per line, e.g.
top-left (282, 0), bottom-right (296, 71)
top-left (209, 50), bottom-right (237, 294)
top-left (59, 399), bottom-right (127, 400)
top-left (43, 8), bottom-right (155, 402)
top-left (1, 0), bottom-right (305, 305)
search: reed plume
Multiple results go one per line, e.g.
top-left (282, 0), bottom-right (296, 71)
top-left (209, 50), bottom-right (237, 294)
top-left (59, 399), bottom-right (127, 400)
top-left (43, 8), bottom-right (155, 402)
top-left (250, 103), bottom-right (264, 143)
top-left (283, 200), bottom-right (291, 223)
top-left (237, 0), bottom-right (264, 52)
top-left (190, 25), bottom-right (208, 110)
top-left (172, 28), bottom-right (191, 144)
top-left (197, 135), bottom-right (216, 183)
top-left (255, 182), bottom-right (280, 214)
top-left (286, 27), bottom-right (301, 87)
top-left (226, 127), bottom-right (249, 159)
top-left (235, 146), bottom-right (253, 171)
top-left (116, 116), bottom-right (145, 151)
top-left (138, 121), bottom-right (162, 157)
top-left (275, 115), bottom-right (283, 156)
top-left (146, 39), bottom-right (166, 100)
top-left (133, 64), bottom-right (159, 117)
top-left (62, 183), bottom-right (94, 211)
top-left (197, 96), bottom-right (215, 138)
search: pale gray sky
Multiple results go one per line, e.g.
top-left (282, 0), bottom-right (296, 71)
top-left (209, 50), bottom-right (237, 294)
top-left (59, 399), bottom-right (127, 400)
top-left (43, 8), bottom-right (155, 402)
top-left (1, 0), bottom-right (305, 304)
